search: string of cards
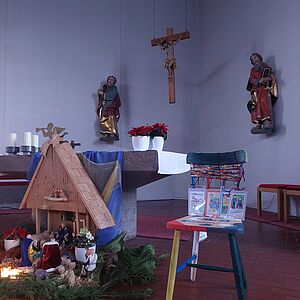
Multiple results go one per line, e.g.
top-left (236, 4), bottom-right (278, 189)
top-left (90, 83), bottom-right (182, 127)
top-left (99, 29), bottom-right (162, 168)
top-left (188, 187), bottom-right (247, 220)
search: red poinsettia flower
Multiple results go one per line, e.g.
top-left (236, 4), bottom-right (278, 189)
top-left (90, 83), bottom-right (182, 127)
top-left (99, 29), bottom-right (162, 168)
top-left (128, 125), bottom-right (152, 136)
top-left (149, 123), bottom-right (169, 140)
top-left (2, 227), bottom-right (28, 240)
top-left (129, 123), bottom-right (169, 139)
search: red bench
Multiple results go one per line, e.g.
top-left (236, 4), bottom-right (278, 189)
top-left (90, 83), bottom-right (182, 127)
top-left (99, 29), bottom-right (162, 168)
top-left (283, 185), bottom-right (300, 222)
top-left (257, 184), bottom-right (289, 221)
top-left (258, 184), bottom-right (300, 223)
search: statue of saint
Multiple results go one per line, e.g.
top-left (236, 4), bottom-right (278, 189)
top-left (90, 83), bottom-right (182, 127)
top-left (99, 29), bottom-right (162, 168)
top-left (96, 75), bottom-right (121, 141)
top-left (246, 53), bottom-right (278, 134)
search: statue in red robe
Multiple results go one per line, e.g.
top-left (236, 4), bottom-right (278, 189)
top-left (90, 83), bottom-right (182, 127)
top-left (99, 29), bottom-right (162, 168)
top-left (246, 53), bottom-right (278, 134)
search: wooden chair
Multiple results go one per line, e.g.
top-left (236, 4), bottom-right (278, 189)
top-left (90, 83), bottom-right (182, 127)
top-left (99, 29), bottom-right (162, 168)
top-left (257, 184), bottom-right (288, 221)
top-left (166, 218), bottom-right (247, 300)
top-left (283, 185), bottom-right (300, 222)
top-left (165, 150), bottom-right (248, 300)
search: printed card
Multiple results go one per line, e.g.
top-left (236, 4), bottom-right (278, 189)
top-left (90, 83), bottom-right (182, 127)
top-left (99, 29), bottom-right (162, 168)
top-left (205, 189), bottom-right (221, 217)
top-left (219, 187), bottom-right (231, 218)
top-left (188, 188), bottom-right (206, 216)
top-left (228, 190), bottom-right (247, 220)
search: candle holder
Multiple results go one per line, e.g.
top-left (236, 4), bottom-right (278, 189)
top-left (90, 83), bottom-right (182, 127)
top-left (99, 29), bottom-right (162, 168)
top-left (5, 146), bottom-right (20, 155)
top-left (20, 145), bottom-right (36, 155)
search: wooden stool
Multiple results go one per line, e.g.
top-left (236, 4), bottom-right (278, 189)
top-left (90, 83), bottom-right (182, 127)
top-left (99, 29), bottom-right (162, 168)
top-left (165, 217), bottom-right (247, 300)
top-left (283, 185), bottom-right (300, 222)
top-left (257, 184), bottom-right (287, 221)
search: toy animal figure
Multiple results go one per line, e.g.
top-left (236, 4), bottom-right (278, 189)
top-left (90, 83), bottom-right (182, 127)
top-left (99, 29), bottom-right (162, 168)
top-left (57, 257), bottom-right (79, 286)
top-left (35, 269), bottom-right (51, 281)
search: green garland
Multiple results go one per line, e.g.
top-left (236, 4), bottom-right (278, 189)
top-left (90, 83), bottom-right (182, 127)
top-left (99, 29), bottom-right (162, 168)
top-left (0, 233), bottom-right (168, 300)
top-left (0, 277), bottom-right (153, 299)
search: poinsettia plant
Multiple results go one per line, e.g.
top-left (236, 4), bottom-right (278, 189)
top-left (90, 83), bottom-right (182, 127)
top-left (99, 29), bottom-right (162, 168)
top-left (2, 227), bottom-right (28, 240)
top-left (128, 125), bottom-right (152, 137)
top-left (128, 123), bottom-right (169, 139)
top-left (149, 123), bottom-right (168, 140)
top-left (73, 227), bottom-right (95, 248)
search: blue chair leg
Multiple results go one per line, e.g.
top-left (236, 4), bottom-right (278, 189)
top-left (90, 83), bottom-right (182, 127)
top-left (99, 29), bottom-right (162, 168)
top-left (235, 237), bottom-right (247, 290)
top-left (228, 234), bottom-right (246, 300)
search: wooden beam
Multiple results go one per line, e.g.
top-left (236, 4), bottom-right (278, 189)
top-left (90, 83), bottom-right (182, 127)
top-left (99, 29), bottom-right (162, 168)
top-left (168, 76), bottom-right (175, 104)
top-left (75, 212), bottom-right (79, 234)
top-left (151, 30), bottom-right (190, 47)
top-left (47, 210), bottom-right (51, 232)
top-left (35, 209), bottom-right (40, 234)
top-left (85, 214), bottom-right (90, 229)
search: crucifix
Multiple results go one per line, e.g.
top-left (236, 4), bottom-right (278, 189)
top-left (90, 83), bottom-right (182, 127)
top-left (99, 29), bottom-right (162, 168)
top-left (151, 27), bottom-right (190, 104)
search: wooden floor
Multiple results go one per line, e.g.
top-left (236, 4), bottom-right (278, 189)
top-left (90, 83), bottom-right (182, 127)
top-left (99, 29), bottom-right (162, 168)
top-left (125, 200), bottom-right (300, 300)
top-left (0, 200), bottom-right (300, 300)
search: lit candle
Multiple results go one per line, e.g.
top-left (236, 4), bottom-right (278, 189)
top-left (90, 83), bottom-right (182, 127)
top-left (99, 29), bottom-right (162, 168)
top-left (8, 133), bottom-right (17, 147)
top-left (24, 132), bottom-right (32, 146)
top-left (31, 134), bottom-right (39, 148)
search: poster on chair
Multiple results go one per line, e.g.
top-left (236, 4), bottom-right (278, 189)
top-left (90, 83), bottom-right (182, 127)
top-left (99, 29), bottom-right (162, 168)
top-left (219, 187), bottom-right (231, 218)
top-left (188, 188), bottom-right (206, 216)
top-left (228, 190), bottom-right (247, 220)
top-left (205, 189), bottom-right (221, 217)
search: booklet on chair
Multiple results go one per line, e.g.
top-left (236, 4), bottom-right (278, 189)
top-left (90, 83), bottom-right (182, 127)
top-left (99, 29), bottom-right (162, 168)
top-left (172, 215), bottom-right (242, 230)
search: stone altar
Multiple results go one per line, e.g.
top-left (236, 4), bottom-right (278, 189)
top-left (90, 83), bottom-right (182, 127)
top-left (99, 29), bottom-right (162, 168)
top-left (0, 151), bottom-right (189, 239)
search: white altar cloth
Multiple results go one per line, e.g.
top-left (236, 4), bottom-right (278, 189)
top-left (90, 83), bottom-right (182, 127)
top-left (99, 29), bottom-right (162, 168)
top-left (157, 151), bottom-right (190, 175)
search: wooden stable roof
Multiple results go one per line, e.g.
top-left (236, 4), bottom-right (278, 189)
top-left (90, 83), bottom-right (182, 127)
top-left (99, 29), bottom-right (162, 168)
top-left (20, 136), bottom-right (115, 230)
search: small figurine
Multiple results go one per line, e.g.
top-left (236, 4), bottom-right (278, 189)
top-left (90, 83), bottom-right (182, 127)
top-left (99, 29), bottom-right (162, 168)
top-left (49, 187), bottom-right (67, 199)
top-left (96, 75), bottom-right (121, 141)
top-left (36, 122), bottom-right (68, 140)
top-left (41, 238), bottom-right (61, 271)
top-left (246, 52), bottom-right (278, 134)
top-left (84, 248), bottom-right (98, 272)
top-left (80, 248), bottom-right (98, 275)
top-left (57, 222), bottom-right (72, 247)
top-left (20, 235), bottom-right (33, 267)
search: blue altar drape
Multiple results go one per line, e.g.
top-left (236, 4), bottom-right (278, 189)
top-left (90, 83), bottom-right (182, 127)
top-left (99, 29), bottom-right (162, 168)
top-left (83, 151), bottom-right (123, 246)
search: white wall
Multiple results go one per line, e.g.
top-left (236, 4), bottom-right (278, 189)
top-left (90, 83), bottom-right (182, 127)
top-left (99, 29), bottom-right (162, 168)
top-left (1, 0), bottom-right (300, 213)
top-left (0, 0), bottom-right (198, 201)
top-left (194, 0), bottom-right (300, 214)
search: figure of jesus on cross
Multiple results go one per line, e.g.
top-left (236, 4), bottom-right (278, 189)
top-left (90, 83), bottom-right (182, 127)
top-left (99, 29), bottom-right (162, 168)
top-left (151, 27), bottom-right (190, 103)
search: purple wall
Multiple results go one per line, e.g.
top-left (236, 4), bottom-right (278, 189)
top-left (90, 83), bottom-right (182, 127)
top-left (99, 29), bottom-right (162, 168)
top-left (194, 0), bottom-right (300, 214)
top-left (1, 0), bottom-right (300, 215)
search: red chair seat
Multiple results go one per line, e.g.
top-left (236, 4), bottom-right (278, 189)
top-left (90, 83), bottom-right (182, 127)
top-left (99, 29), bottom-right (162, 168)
top-left (285, 185), bottom-right (300, 190)
top-left (258, 184), bottom-right (288, 189)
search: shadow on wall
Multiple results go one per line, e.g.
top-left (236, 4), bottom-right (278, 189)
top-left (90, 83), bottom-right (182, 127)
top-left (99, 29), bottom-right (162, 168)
top-left (198, 57), bottom-right (233, 88)
top-left (267, 55), bottom-right (286, 137)
top-left (92, 91), bottom-right (101, 142)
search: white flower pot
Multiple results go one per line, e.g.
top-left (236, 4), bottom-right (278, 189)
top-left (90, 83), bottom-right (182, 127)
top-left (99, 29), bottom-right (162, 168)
top-left (75, 245), bottom-right (96, 263)
top-left (131, 136), bottom-right (150, 151)
top-left (150, 137), bottom-right (165, 151)
top-left (4, 239), bottom-right (20, 251)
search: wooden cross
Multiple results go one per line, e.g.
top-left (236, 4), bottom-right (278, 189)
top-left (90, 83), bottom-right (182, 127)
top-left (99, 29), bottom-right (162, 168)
top-left (151, 27), bottom-right (190, 104)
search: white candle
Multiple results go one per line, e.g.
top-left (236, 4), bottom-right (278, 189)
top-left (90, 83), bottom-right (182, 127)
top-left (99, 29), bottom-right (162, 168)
top-left (31, 134), bottom-right (39, 148)
top-left (8, 133), bottom-right (17, 147)
top-left (24, 132), bottom-right (32, 146)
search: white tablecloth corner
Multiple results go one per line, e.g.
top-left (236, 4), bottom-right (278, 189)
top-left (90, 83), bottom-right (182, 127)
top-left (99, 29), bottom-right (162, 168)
top-left (157, 151), bottom-right (190, 175)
